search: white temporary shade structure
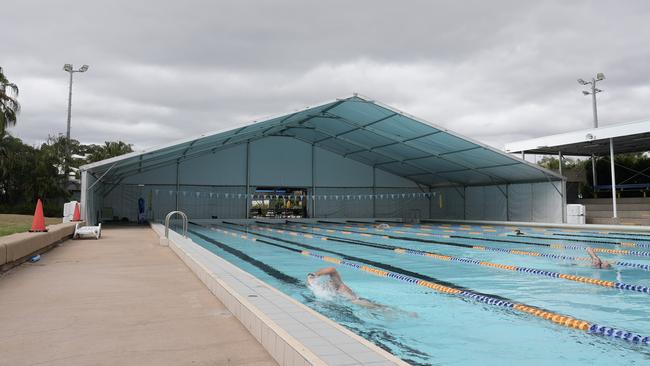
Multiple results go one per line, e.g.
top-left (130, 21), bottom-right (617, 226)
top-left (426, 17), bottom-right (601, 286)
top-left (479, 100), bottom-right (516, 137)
top-left (505, 119), bottom-right (650, 220)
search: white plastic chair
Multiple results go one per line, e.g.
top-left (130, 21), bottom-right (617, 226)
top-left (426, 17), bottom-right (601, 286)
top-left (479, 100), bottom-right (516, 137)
top-left (73, 223), bottom-right (102, 239)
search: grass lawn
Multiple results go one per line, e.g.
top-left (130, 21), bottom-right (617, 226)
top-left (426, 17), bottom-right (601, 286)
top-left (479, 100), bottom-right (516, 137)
top-left (0, 214), bottom-right (61, 237)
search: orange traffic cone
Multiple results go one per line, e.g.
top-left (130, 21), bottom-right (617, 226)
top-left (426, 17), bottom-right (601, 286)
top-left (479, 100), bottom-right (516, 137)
top-left (72, 202), bottom-right (81, 222)
top-left (29, 199), bottom-right (48, 232)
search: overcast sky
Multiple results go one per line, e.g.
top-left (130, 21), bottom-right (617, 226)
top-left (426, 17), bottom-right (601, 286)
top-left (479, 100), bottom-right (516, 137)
top-left (3, 0), bottom-right (649, 152)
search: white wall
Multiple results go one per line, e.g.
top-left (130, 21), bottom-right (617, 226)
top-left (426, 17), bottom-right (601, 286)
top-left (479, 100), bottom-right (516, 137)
top-left (92, 135), bottom-right (564, 223)
top-left (95, 136), bottom-right (430, 221)
top-left (429, 181), bottom-right (564, 223)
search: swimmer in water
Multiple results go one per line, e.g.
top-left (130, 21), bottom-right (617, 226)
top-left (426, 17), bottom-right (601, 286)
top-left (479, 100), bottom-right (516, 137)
top-left (375, 223), bottom-right (391, 230)
top-left (586, 247), bottom-right (612, 269)
top-left (306, 268), bottom-right (391, 310)
top-left (513, 229), bottom-right (524, 236)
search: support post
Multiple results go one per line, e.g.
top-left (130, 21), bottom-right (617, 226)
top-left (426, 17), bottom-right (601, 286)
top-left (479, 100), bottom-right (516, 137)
top-left (175, 161), bottom-right (180, 211)
top-left (505, 184), bottom-right (510, 221)
top-left (521, 151), bottom-right (525, 160)
top-left (428, 186), bottom-right (433, 219)
top-left (372, 166), bottom-right (377, 217)
top-left (245, 142), bottom-right (251, 219)
top-left (80, 170), bottom-right (88, 221)
top-left (558, 151), bottom-right (567, 223)
top-left (591, 154), bottom-right (598, 197)
top-left (311, 144), bottom-right (316, 218)
top-left (463, 186), bottom-right (467, 220)
top-left (609, 138), bottom-right (618, 218)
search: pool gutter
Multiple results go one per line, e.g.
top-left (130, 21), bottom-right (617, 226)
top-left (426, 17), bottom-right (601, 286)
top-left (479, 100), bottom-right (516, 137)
top-left (151, 223), bottom-right (408, 366)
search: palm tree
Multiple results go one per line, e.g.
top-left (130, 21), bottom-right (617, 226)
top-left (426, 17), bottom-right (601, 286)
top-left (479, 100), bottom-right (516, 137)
top-left (0, 67), bottom-right (20, 135)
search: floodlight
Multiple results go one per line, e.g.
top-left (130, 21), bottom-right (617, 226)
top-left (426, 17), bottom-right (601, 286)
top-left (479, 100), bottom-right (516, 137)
top-left (596, 72), bottom-right (605, 81)
top-left (577, 78), bottom-right (587, 85)
top-left (594, 88), bottom-right (602, 93)
top-left (582, 91), bottom-right (590, 95)
top-left (63, 64), bottom-right (73, 72)
top-left (79, 65), bottom-right (89, 72)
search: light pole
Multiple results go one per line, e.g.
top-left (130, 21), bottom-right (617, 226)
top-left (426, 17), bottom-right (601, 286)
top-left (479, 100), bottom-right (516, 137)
top-left (578, 73), bottom-right (605, 128)
top-left (578, 73), bottom-right (605, 195)
top-left (62, 64), bottom-right (89, 178)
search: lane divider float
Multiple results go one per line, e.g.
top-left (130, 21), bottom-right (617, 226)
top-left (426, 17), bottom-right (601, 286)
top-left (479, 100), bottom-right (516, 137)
top-left (297, 249), bottom-right (650, 345)
top-left (258, 223), bottom-right (650, 294)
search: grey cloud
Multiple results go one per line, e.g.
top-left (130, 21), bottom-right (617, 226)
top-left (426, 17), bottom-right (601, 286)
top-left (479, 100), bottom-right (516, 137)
top-left (2, 0), bottom-right (650, 152)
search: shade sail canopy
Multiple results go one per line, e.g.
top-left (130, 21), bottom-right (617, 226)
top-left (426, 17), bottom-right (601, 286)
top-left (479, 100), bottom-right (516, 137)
top-left (81, 95), bottom-right (561, 187)
top-left (505, 119), bottom-right (650, 156)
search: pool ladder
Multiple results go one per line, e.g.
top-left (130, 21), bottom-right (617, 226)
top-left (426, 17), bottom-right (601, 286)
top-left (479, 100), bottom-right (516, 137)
top-left (162, 211), bottom-right (188, 246)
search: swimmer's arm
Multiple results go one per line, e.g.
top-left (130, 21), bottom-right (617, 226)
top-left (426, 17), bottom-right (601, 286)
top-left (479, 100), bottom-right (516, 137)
top-left (313, 267), bottom-right (344, 286)
top-left (586, 248), bottom-right (601, 262)
top-left (313, 267), bottom-right (339, 277)
top-left (314, 267), bottom-right (337, 274)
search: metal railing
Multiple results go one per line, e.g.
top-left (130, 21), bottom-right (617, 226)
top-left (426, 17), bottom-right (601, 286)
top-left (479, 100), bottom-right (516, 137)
top-left (164, 211), bottom-right (188, 238)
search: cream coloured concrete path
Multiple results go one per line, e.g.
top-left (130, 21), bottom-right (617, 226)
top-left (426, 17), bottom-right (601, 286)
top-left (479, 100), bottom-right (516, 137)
top-left (0, 226), bottom-right (277, 366)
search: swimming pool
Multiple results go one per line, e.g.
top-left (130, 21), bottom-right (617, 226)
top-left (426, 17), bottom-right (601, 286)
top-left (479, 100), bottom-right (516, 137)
top-left (182, 220), bottom-right (650, 365)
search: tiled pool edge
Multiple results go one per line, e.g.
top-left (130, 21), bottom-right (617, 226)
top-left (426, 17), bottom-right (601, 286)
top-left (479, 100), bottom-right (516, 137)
top-left (151, 223), bottom-right (408, 366)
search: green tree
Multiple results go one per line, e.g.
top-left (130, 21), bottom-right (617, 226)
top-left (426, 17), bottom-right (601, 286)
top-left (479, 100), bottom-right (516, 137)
top-left (85, 141), bottom-right (133, 163)
top-left (538, 156), bottom-right (587, 171)
top-left (0, 135), bottom-right (67, 216)
top-left (0, 67), bottom-right (20, 134)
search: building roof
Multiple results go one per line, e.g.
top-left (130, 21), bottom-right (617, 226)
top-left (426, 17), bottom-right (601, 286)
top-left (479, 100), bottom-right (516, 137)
top-left (505, 119), bottom-right (650, 156)
top-left (81, 95), bottom-right (562, 187)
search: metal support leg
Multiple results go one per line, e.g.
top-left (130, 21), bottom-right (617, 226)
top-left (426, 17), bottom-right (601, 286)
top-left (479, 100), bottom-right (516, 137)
top-left (311, 144), bottom-right (316, 218)
top-left (372, 166), bottom-right (377, 217)
top-left (609, 138), bottom-right (617, 218)
top-left (245, 142), bottom-right (250, 219)
top-left (591, 154), bottom-right (598, 197)
top-left (175, 161), bottom-right (180, 211)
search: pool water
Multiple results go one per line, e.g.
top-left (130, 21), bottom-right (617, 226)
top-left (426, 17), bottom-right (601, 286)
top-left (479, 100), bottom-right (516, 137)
top-left (183, 220), bottom-right (650, 365)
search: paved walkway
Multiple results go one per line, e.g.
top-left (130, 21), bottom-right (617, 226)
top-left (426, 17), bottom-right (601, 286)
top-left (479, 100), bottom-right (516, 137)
top-left (0, 226), bottom-right (277, 366)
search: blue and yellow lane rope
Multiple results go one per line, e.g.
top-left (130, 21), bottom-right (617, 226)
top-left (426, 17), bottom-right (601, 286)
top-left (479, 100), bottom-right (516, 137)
top-left (211, 223), bottom-right (650, 343)
top-left (331, 220), bottom-right (650, 248)
top-left (312, 222), bottom-right (650, 259)
top-left (288, 222), bottom-right (650, 266)
top-left (292, 222), bottom-right (650, 270)
top-left (297, 249), bottom-right (650, 345)
top-left (255, 224), bottom-right (650, 294)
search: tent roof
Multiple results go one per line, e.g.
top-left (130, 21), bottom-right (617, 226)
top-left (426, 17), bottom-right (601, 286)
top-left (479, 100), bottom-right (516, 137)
top-left (505, 119), bottom-right (650, 156)
top-left (81, 95), bottom-right (562, 187)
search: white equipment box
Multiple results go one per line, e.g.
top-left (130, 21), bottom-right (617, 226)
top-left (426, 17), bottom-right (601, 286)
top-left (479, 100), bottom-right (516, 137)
top-left (566, 204), bottom-right (586, 224)
top-left (62, 201), bottom-right (79, 223)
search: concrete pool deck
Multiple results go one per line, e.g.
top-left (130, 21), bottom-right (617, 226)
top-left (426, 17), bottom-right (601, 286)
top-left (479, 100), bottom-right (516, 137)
top-left (0, 225), bottom-right (277, 366)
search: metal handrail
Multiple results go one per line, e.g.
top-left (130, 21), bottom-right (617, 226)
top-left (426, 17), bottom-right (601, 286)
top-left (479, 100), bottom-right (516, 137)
top-left (164, 211), bottom-right (188, 238)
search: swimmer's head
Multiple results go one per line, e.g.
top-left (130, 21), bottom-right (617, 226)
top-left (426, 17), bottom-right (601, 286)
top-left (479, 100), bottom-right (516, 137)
top-left (306, 272), bottom-right (316, 286)
top-left (306, 274), bottom-right (337, 299)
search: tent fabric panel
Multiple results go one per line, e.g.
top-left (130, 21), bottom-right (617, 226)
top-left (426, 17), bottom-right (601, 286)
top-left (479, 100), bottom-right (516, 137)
top-left (338, 129), bottom-right (396, 148)
top-left (326, 98), bottom-right (396, 126)
top-left (408, 156), bottom-right (466, 173)
top-left (442, 148), bottom-right (517, 169)
top-left (373, 143), bottom-right (429, 160)
top-left (307, 116), bottom-right (355, 136)
top-left (437, 170), bottom-right (494, 185)
top-left (317, 138), bottom-right (362, 155)
top-left (408, 133), bottom-right (477, 155)
top-left (284, 127), bottom-right (331, 142)
top-left (371, 114), bottom-right (440, 140)
top-left (478, 164), bottom-right (548, 182)
top-left (350, 151), bottom-right (394, 165)
top-left (379, 162), bottom-right (430, 177)
top-left (82, 95), bottom-right (562, 189)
